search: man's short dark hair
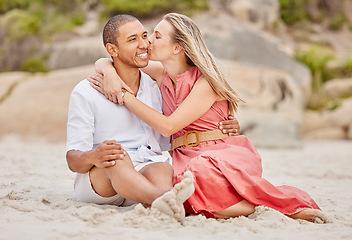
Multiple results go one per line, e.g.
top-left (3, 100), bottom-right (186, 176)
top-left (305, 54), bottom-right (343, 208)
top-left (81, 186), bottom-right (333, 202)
top-left (103, 14), bottom-right (138, 47)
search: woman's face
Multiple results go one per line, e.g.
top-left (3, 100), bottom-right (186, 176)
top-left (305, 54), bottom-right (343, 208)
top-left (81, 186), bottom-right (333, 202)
top-left (149, 19), bottom-right (178, 62)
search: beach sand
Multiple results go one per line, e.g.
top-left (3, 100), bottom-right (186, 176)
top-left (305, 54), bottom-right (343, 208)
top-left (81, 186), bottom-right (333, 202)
top-left (0, 135), bottom-right (351, 240)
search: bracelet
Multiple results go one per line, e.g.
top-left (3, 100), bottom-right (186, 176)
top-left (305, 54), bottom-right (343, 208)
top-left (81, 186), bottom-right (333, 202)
top-left (121, 89), bottom-right (127, 97)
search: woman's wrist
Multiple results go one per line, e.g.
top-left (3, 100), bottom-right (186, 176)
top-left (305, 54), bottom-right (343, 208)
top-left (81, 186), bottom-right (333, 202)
top-left (102, 64), bottom-right (116, 76)
top-left (121, 89), bottom-right (127, 97)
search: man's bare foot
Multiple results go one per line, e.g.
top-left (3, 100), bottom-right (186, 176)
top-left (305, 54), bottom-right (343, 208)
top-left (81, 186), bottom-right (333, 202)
top-left (289, 209), bottom-right (327, 223)
top-left (151, 171), bottom-right (195, 222)
top-left (173, 171), bottom-right (195, 205)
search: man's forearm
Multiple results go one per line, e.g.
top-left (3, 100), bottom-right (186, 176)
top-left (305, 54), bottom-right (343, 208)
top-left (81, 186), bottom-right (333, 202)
top-left (66, 150), bottom-right (94, 173)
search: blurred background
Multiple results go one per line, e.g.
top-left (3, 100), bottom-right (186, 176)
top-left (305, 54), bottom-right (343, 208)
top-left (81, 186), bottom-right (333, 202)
top-left (0, 0), bottom-right (351, 147)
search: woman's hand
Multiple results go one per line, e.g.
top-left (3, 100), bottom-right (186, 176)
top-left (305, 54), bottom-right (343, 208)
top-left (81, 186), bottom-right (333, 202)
top-left (88, 73), bottom-right (105, 94)
top-left (87, 72), bottom-right (133, 105)
top-left (219, 115), bottom-right (240, 136)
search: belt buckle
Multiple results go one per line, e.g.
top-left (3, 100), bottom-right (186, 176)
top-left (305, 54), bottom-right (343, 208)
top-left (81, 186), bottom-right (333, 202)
top-left (184, 130), bottom-right (200, 147)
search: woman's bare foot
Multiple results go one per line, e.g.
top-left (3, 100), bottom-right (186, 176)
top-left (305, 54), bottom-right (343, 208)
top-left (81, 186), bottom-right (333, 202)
top-left (151, 171), bottom-right (195, 222)
top-left (289, 209), bottom-right (327, 223)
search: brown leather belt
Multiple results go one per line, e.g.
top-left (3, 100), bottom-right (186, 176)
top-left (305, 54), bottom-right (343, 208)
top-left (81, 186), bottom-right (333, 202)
top-left (171, 129), bottom-right (228, 150)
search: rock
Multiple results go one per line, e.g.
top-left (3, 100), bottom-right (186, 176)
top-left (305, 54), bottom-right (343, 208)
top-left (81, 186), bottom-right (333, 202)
top-left (301, 97), bottom-right (352, 139)
top-left (46, 36), bottom-right (109, 70)
top-left (0, 58), bottom-right (305, 147)
top-left (347, 123), bottom-right (352, 139)
top-left (229, 0), bottom-right (280, 29)
top-left (300, 110), bottom-right (330, 135)
top-left (0, 65), bottom-right (95, 142)
top-left (302, 127), bottom-right (347, 140)
top-left (323, 0), bottom-right (343, 16)
top-left (219, 59), bottom-right (304, 114)
top-left (325, 97), bottom-right (352, 128)
top-left (204, 27), bottom-right (311, 100)
top-left (0, 72), bottom-right (28, 99)
top-left (74, 5), bottom-right (100, 37)
top-left (0, 35), bottom-right (43, 72)
top-left (237, 109), bottom-right (301, 148)
top-left (218, 59), bottom-right (303, 147)
top-left (343, 0), bottom-right (352, 24)
top-left (323, 78), bottom-right (352, 99)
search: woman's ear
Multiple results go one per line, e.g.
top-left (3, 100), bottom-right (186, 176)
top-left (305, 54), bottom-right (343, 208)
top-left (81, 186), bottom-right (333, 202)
top-left (174, 43), bottom-right (183, 54)
top-left (106, 43), bottom-right (119, 57)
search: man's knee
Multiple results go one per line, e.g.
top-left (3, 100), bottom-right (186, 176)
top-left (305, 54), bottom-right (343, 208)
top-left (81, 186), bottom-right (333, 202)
top-left (112, 153), bottom-right (134, 169)
top-left (89, 167), bottom-right (116, 197)
top-left (140, 162), bottom-right (173, 181)
top-left (144, 162), bottom-right (172, 173)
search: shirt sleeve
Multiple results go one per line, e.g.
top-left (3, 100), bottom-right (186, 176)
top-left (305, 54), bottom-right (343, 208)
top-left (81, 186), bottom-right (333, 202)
top-left (66, 87), bottom-right (95, 153)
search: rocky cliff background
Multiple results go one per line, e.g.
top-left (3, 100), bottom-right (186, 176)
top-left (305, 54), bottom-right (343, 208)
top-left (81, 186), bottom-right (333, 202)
top-left (0, 0), bottom-right (351, 147)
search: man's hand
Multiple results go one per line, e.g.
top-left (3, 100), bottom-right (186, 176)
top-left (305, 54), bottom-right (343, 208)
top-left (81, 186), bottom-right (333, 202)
top-left (90, 140), bottom-right (126, 168)
top-left (219, 115), bottom-right (240, 136)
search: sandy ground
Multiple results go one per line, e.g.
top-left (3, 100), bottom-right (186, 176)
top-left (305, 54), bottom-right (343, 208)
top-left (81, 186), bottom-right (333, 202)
top-left (0, 135), bottom-right (351, 240)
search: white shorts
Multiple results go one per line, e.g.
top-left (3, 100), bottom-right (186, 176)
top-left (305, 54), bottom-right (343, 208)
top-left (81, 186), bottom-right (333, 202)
top-left (74, 161), bottom-right (158, 206)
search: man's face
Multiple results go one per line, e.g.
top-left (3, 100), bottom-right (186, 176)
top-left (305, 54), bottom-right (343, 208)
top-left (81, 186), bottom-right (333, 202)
top-left (115, 21), bottom-right (150, 68)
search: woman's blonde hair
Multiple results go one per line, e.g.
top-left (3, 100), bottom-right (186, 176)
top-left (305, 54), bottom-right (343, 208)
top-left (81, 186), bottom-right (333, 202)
top-left (163, 13), bottom-right (242, 113)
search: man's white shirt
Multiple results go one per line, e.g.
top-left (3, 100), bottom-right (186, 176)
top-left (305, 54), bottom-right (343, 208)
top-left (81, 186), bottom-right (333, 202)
top-left (66, 70), bottom-right (170, 165)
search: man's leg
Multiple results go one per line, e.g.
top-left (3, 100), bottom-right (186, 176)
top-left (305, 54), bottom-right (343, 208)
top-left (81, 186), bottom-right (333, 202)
top-left (151, 170), bottom-right (195, 222)
top-left (139, 162), bottom-right (173, 191)
top-left (89, 153), bottom-right (195, 222)
top-left (89, 153), bottom-right (167, 205)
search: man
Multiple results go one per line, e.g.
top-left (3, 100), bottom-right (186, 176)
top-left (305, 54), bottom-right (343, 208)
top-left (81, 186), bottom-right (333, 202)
top-left (66, 14), bottom-right (239, 221)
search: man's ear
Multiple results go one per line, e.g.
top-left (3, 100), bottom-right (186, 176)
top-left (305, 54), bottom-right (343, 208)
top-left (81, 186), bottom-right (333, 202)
top-left (106, 43), bottom-right (119, 57)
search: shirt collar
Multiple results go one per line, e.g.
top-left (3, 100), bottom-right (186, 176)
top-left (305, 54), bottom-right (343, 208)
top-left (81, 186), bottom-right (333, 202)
top-left (136, 70), bottom-right (145, 98)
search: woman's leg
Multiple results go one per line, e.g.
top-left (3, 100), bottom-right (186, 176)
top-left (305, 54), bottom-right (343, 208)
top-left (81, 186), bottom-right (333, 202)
top-left (287, 209), bottom-right (327, 223)
top-left (212, 200), bottom-right (256, 219)
top-left (213, 200), bottom-right (327, 223)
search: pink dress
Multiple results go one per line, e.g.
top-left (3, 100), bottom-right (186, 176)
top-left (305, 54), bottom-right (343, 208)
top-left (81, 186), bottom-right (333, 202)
top-left (160, 67), bottom-right (320, 218)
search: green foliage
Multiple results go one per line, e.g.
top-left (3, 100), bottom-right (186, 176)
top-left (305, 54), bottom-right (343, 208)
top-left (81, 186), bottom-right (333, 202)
top-left (38, 10), bottom-right (86, 39)
top-left (331, 58), bottom-right (352, 78)
top-left (346, 59), bottom-right (352, 73)
top-left (295, 47), bottom-right (352, 110)
top-left (0, 0), bottom-right (85, 13)
top-left (0, 0), bottom-right (30, 12)
top-left (0, 0), bottom-right (210, 72)
top-left (295, 46), bottom-right (335, 88)
top-left (20, 58), bottom-right (49, 73)
top-left (279, 0), bottom-right (349, 28)
top-left (329, 13), bottom-right (346, 30)
top-left (178, 0), bottom-right (209, 16)
top-left (99, 0), bottom-right (208, 18)
top-left (100, 0), bottom-right (173, 17)
top-left (279, 0), bottom-right (307, 25)
top-left (0, 0), bottom-right (86, 40)
top-left (1, 9), bottom-right (40, 40)
top-left (0, 80), bottom-right (21, 104)
top-left (295, 46), bottom-right (334, 109)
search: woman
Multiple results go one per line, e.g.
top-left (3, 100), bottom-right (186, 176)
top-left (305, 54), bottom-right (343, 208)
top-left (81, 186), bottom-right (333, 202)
top-left (90, 13), bottom-right (326, 223)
